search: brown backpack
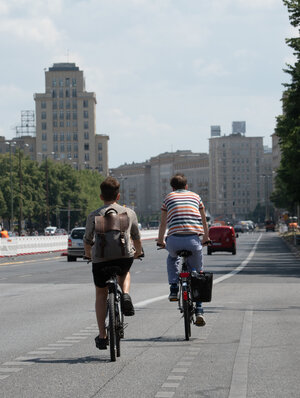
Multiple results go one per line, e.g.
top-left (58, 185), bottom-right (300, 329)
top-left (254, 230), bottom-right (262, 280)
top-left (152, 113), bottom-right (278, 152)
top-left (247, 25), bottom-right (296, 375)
top-left (94, 208), bottom-right (130, 259)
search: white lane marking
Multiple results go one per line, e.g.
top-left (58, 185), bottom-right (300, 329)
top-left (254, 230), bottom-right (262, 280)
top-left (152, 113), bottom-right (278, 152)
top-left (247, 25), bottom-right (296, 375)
top-left (0, 367), bottom-right (22, 372)
top-left (171, 368), bottom-right (188, 373)
top-left (213, 234), bottom-right (262, 285)
top-left (228, 308), bottom-right (253, 398)
top-left (64, 336), bottom-right (87, 340)
top-left (167, 375), bottom-right (184, 380)
top-left (177, 362), bottom-right (192, 366)
top-left (38, 347), bottom-right (65, 350)
top-left (0, 375), bottom-right (9, 380)
top-left (27, 351), bottom-right (56, 355)
top-left (162, 383), bottom-right (180, 388)
top-left (135, 295), bottom-right (168, 308)
top-left (15, 356), bottom-right (40, 361)
top-left (48, 344), bottom-right (72, 347)
top-left (18, 274), bottom-right (32, 278)
top-left (155, 392), bottom-right (174, 398)
top-left (3, 361), bottom-right (34, 366)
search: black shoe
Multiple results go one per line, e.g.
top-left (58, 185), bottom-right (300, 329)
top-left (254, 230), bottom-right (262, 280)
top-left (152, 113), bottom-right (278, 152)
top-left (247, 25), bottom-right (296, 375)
top-left (121, 293), bottom-right (135, 316)
top-left (95, 335), bottom-right (108, 350)
top-left (168, 284), bottom-right (179, 302)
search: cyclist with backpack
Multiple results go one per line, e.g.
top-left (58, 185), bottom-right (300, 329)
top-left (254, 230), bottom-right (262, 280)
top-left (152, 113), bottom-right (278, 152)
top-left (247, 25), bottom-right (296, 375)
top-left (84, 177), bottom-right (143, 350)
top-left (157, 173), bottom-right (210, 326)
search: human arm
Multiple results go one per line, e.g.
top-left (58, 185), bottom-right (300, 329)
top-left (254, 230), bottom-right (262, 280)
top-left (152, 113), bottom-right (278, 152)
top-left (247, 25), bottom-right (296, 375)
top-left (133, 239), bottom-right (143, 258)
top-left (84, 241), bottom-right (92, 259)
top-left (157, 210), bottom-right (167, 247)
top-left (83, 212), bottom-right (94, 259)
top-left (199, 206), bottom-right (209, 245)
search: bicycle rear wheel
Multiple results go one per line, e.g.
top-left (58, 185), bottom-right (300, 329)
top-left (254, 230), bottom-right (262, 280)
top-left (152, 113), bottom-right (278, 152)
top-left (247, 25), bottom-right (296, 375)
top-left (108, 291), bottom-right (117, 362)
top-left (182, 291), bottom-right (191, 341)
top-left (116, 300), bottom-right (122, 357)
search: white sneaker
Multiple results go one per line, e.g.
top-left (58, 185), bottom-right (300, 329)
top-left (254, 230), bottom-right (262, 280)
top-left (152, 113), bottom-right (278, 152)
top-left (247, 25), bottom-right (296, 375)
top-left (195, 314), bottom-right (206, 327)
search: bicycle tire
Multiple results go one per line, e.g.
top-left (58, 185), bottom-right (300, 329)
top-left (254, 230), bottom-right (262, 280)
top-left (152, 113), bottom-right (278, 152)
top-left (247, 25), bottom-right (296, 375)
top-left (108, 291), bottom-right (117, 362)
top-left (182, 291), bottom-right (191, 341)
top-left (116, 300), bottom-right (122, 357)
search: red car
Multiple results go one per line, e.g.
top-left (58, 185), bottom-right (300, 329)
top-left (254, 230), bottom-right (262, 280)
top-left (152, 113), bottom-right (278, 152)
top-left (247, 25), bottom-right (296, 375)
top-left (207, 226), bottom-right (237, 255)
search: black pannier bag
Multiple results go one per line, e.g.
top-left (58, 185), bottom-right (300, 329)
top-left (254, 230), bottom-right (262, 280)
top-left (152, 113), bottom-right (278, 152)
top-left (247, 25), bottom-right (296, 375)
top-left (191, 271), bottom-right (213, 302)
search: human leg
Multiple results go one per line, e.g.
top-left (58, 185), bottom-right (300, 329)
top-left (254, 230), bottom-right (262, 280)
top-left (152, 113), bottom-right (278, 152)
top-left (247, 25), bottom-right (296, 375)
top-left (117, 258), bottom-right (135, 316)
top-left (95, 286), bottom-right (109, 348)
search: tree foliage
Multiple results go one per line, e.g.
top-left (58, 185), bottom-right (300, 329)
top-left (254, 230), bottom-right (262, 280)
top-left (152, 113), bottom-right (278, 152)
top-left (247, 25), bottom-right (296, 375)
top-left (0, 153), bottom-right (105, 231)
top-left (272, 0), bottom-right (300, 209)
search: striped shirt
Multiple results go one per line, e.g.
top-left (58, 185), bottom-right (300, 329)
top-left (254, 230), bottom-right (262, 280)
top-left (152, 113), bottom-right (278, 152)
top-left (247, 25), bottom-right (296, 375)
top-left (161, 190), bottom-right (204, 235)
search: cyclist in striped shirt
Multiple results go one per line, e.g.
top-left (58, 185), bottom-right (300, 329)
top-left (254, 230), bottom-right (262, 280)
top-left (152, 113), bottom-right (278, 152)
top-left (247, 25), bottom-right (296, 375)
top-left (157, 173), bottom-right (210, 326)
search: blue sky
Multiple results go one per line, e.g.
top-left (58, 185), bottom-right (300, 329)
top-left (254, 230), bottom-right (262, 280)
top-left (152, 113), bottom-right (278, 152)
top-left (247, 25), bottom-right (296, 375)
top-left (0, 0), bottom-right (296, 167)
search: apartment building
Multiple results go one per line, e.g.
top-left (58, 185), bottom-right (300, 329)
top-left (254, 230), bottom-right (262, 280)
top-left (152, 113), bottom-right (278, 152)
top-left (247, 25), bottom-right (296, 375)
top-left (34, 63), bottom-right (109, 174)
top-left (111, 150), bottom-right (209, 217)
top-left (209, 132), bottom-right (265, 221)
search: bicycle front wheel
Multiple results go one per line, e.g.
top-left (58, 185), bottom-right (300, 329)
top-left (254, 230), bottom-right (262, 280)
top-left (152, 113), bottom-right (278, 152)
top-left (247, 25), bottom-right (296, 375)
top-left (108, 291), bottom-right (117, 362)
top-left (182, 291), bottom-right (191, 341)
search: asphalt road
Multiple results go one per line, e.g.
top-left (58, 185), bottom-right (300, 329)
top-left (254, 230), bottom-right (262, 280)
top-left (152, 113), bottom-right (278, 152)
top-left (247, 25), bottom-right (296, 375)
top-left (0, 232), bottom-right (299, 398)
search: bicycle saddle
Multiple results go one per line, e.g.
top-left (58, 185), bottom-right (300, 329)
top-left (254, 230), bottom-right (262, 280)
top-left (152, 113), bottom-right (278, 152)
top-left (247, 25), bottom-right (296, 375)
top-left (176, 250), bottom-right (192, 257)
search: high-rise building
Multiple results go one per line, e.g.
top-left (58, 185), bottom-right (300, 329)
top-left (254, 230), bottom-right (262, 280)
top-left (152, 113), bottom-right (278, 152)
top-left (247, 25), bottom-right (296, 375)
top-left (34, 63), bottom-right (109, 174)
top-left (209, 132), bottom-right (264, 221)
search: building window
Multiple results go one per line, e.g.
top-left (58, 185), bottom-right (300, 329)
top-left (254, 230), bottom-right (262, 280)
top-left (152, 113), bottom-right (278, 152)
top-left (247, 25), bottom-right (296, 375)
top-left (53, 121), bottom-right (58, 127)
top-left (66, 111), bottom-right (71, 120)
top-left (42, 122), bottom-right (47, 130)
top-left (83, 100), bottom-right (88, 108)
top-left (73, 111), bottom-right (77, 120)
top-left (42, 143), bottom-right (47, 152)
top-left (72, 88), bottom-right (77, 97)
top-left (84, 132), bottom-right (89, 139)
top-left (72, 100), bottom-right (77, 109)
top-left (52, 101), bottom-right (57, 110)
top-left (60, 143), bottom-right (65, 152)
top-left (66, 100), bottom-right (71, 109)
top-left (52, 79), bottom-right (57, 87)
top-left (72, 121), bottom-right (78, 127)
top-left (98, 164), bottom-right (103, 171)
top-left (59, 111), bottom-right (64, 120)
top-left (53, 132), bottom-right (58, 141)
top-left (66, 132), bottom-right (71, 141)
top-left (98, 143), bottom-right (102, 150)
top-left (59, 100), bottom-right (64, 109)
top-left (41, 112), bottom-right (46, 119)
top-left (59, 88), bottom-right (64, 98)
top-left (84, 121), bottom-right (88, 129)
top-left (73, 143), bottom-right (78, 152)
top-left (41, 102), bottom-right (46, 109)
top-left (42, 133), bottom-right (47, 141)
top-left (59, 79), bottom-right (64, 87)
top-left (84, 143), bottom-right (89, 150)
top-left (59, 121), bottom-right (64, 127)
top-left (67, 144), bottom-right (72, 152)
top-left (66, 78), bottom-right (70, 87)
top-left (98, 153), bottom-right (102, 161)
top-left (60, 132), bottom-right (64, 141)
top-left (83, 110), bottom-right (88, 118)
top-left (53, 111), bottom-right (57, 120)
top-left (53, 143), bottom-right (58, 152)
top-left (52, 90), bottom-right (57, 98)
top-left (84, 153), bottom-right (89, 161)
top-left (65, 89), bottom-right (70, 98)
top-left (72, 78), bottom-right (76, 87)
top-left (73, 132), bottom-right (78, 141)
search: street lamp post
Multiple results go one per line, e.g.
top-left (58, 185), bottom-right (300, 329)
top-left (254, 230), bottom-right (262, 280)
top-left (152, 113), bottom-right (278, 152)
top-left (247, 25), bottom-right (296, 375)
top-left (5, 141), bottom-right (16, 231)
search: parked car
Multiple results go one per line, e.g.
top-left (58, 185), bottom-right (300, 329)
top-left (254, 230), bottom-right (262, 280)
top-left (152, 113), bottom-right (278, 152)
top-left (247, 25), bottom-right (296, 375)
top-left (233, 224), bottom-right (243, 233)
top-left (208, 225), bottom-right (237, 255)
top-left (55, 228), bottom-right (67, 235)
top-left (67, 227), bottom-right (85, 261)
top-left (265, 220), bottom-right (275, 232)
top-left (45, 226), bottom-right (57, 236)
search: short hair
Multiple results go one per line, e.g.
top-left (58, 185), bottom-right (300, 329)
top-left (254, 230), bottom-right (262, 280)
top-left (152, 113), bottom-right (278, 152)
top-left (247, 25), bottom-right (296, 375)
top-left (100, 177), bottom-right (120, 201)
top-left (170, 173), bottom-right (187, 190)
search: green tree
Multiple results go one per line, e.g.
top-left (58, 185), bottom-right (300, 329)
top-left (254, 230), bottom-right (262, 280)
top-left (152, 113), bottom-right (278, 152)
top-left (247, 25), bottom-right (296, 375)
top-left (272, 0), bottom-right (300, 209)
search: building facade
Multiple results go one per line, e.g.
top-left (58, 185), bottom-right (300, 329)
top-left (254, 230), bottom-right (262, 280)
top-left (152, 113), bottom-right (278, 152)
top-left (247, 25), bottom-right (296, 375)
top-left (209, 133), bottom-right (266, 221)
top-left (111, 150), bottom-right (209, 218)
top-left (34, 63), bottom-right (109, 174)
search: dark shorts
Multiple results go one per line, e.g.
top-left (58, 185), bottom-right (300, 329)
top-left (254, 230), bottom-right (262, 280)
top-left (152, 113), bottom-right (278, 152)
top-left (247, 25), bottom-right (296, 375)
top-left (92, 257), bottom-right (134, 288)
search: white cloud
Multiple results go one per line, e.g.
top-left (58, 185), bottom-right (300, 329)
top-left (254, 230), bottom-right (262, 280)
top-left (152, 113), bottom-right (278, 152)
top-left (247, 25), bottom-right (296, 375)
top-left (0, 18), bottom-right (62, 45)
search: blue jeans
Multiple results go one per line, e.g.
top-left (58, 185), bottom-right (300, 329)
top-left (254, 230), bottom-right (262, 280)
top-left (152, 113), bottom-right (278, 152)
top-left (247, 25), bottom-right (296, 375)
top-left (166, 234), bottom-right (203, 313)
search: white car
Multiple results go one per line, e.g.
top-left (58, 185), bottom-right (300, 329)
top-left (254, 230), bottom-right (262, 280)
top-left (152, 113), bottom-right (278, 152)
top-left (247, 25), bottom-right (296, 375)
top-left (45, 226), bottom-right (57, 236)
top-left (67, 227), bottom-right (85, 262)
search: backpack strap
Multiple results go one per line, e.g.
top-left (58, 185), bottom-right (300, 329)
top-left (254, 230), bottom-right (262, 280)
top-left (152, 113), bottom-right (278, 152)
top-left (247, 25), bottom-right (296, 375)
top-left (118, 213), bottom-right (130, 256)
top-left (95, 216), bottom-right (106, 258)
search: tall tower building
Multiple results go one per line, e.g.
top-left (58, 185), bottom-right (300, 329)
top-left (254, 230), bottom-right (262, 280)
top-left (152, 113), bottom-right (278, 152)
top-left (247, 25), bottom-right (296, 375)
top-left (209, 132), bottom-right (264, 221)
top-left (34, 63), bottom-right (109, 174)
